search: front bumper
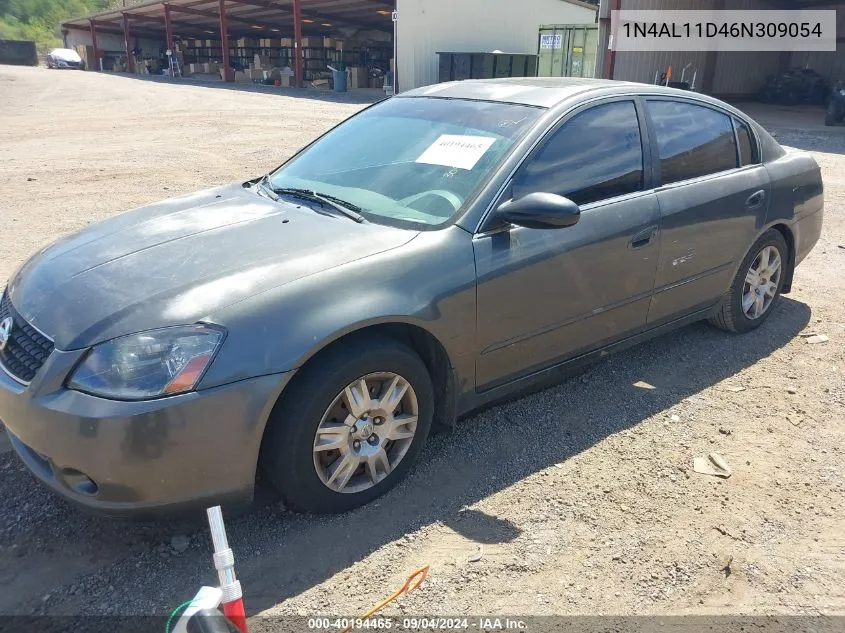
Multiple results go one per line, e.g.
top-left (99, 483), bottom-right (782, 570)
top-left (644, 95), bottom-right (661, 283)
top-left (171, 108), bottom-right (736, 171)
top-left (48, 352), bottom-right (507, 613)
top-left (0, 347), bottom-right (293, 517)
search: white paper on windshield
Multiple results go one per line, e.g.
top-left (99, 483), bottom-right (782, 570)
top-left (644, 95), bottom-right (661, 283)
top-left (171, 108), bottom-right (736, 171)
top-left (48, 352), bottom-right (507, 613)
top-left (415, 134), bottom-right (497, 170)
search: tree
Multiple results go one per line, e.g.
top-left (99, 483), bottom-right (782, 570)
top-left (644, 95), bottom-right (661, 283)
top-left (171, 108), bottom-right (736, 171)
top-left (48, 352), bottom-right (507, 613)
top-left (0, 0), bottom-right (118, 48)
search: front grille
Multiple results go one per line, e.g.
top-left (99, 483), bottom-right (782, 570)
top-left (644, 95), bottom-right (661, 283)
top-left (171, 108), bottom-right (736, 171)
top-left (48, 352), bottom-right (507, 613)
top-left (0, 292), bottom-right (54, 383)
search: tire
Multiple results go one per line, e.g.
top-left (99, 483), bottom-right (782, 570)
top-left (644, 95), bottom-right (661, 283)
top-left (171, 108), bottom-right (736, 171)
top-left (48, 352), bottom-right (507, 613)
top-left (260, 336), bottom-right (434, 513)
top-left (825, 102), bottom-right (839, 127)
top-left (709, 229), bottom-right (789, 333)
top-left (812, 84), bottom-right (829, 106)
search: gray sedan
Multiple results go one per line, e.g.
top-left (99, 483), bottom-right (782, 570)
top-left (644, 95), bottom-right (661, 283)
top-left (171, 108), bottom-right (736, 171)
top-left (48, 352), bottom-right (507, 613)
top-left (0, 78), bottom-right (823, 516)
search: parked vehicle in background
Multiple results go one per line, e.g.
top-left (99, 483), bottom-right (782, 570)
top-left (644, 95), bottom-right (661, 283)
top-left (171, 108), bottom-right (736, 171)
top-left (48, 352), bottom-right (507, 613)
top-left (825, 80), bottom-right (845, 126)
top-left (759, 68), bottom-right (829, 106)
top-left (0, 78), bottom-right (824, 517)
top-left (46, 48), bottom-right (84, 70)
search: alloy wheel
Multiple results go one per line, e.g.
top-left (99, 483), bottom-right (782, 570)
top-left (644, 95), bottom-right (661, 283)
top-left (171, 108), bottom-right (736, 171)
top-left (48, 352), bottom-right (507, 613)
top-left (742, 245), bottom-right (782, 320)
top-left (312, 372), bottom-right (418, 494)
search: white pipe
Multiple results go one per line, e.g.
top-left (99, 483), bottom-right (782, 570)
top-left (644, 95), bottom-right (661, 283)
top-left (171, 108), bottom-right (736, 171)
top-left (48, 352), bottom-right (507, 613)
top-left (207, 506), bottom-right (237, 589)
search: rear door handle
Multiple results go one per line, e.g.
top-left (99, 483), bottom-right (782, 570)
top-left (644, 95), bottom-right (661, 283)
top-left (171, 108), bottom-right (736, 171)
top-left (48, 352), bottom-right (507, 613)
top-left (629, 225), bottom-right (658, 250)
top-left (746, 189), bottom-right (766, 209)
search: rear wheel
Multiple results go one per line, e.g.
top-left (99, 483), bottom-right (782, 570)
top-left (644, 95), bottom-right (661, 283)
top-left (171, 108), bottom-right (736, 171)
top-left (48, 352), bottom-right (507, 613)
top-left (709, 229), bottom-right (788, 333)
top-left (260, 336), bottom-right (434, 513)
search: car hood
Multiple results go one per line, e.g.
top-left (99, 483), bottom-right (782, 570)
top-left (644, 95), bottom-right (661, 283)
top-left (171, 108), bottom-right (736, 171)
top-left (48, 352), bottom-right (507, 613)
top-left (9, 183), bottom-right (417, 349)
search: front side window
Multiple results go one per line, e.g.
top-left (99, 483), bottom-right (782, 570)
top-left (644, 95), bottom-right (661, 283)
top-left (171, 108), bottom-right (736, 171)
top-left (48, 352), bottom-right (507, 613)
top-left (647, 100), bottom-right (738, 185)
top-left (512, 100), bottom-right (644, 206)
top-left (268, 97), bottom-right (542, 228)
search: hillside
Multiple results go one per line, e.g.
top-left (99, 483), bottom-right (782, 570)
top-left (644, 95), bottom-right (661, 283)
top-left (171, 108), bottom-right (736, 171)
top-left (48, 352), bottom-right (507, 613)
top-left (0, 0), bottom-right (139, 49)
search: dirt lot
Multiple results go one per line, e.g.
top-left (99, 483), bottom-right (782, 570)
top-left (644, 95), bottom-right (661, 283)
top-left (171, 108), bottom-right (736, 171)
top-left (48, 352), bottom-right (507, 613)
top-left (0, 66), bottom-right (843, 622)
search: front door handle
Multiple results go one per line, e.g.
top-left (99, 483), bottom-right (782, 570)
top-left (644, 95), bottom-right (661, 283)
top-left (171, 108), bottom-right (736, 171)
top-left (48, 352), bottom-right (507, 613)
top-left (629, 225), bottom-right (658, 250)
top-left (746, 189), bottom-right (766, 209)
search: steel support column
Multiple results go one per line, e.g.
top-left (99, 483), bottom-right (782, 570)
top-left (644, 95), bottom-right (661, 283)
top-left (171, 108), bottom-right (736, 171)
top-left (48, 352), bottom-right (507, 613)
top-left (122, 13), bottom-right (134, 73)
top-left (164, 4), bottom-right (175, 57)
top-left (219, 0), bottom-right (232, 81)
top-left (89, 20), bottom-right (100, 71)
top-left (605, 0), bottom-right (620, 80)
top-left (293, 0), bottom-right (303, 87)
top-left (62, 29), bottom-right (69, 48)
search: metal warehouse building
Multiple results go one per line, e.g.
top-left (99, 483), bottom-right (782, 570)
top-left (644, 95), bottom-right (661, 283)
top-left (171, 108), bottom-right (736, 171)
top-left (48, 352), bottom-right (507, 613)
top-left (60, 0), bottom-right (597, 92)
top-left (597, 0), bottom-right (845, 100)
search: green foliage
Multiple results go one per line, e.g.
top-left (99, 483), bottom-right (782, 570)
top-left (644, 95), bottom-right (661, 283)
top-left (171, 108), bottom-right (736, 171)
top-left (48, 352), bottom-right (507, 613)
top-left (0, 0), bottom-right (124, 49)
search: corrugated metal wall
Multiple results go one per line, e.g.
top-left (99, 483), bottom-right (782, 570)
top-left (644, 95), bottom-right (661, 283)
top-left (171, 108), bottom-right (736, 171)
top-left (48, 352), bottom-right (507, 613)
top-left (607, 0), bottom-right (841, 97)
top-left (711, 51), bottom-right (781, 96)
top-left (613, 50), bottom-right (709, 86)
top-left (396, 0), bottom-right (597, 91)
top-left (66, 28), bottom-right (164, 58)
top-left (611, 0), bottom-right (712, 87)
top-left (791, 10), bottom-right (845, 82)
top-left (708, 0), bottom-right (784, 96)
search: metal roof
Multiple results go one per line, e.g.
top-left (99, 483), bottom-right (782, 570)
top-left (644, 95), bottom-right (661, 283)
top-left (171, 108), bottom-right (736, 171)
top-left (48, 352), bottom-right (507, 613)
top-left (62, 0), bottom-right (395, 39)
top-left (399, 77), bottom-right (640, 108)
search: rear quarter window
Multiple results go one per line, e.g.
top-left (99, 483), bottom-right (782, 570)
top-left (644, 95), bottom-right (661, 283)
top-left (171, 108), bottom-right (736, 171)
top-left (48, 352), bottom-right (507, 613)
top-left (734, 117), bottom-right (759, 166)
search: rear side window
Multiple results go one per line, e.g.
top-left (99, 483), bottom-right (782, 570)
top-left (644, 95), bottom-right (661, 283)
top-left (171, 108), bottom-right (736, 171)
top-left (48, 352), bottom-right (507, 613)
top-left (513, 100), bottom-right (643, 206)
top-left (734, 118), bottom-right (758, 166)
top-left (647, 100), bottom-right (738, 185)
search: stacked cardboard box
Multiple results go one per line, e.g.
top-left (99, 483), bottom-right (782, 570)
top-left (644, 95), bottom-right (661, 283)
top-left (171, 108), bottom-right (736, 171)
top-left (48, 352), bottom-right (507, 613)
top-left (75, 44), bottom-right (96, 70)
top-left (260, 38), bottom-right (292, 47)
top-left (347, 66), bottom-right (367, 89)
top-left (300, 36), bottom-right (322, 48)
top-left (253, 54), bottom-right (271, 69)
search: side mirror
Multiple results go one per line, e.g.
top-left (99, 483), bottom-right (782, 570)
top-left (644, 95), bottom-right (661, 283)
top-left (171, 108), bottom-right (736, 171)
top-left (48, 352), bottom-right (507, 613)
top-left (496, 192), bottom-right (581, 230)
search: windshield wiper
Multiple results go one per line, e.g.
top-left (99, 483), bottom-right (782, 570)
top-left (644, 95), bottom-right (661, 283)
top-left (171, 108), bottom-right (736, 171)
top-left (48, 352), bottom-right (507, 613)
top-left (273, 187), bottom-right (366, 223)
top-left (254, 175), bottom-right (280, 202)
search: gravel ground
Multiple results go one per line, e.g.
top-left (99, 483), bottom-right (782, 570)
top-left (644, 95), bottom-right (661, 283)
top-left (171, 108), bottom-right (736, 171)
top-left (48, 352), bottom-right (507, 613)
top-left (0, 66), bottom-right (842, 622)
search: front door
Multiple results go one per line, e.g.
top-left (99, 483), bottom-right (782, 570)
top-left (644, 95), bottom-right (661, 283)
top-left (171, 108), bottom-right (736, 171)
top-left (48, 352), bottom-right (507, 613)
top-left (473, 99), bottom-right (661, 391)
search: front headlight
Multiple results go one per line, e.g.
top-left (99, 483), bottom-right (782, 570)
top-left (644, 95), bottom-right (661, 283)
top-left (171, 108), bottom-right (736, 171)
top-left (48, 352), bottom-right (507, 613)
top-left (67, 325), bottom-right (225, 400)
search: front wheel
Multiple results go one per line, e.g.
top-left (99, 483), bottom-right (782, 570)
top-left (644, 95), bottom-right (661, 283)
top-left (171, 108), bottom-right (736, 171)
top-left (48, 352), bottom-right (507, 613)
top-left (260, 336), bottom-right (434, 513)
top-left (709, 229), bottom-right (788, 333)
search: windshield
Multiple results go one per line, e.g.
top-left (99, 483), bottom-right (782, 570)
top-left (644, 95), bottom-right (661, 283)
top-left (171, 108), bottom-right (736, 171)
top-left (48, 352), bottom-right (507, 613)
top-left (267, 97), bottom-right (542, 228)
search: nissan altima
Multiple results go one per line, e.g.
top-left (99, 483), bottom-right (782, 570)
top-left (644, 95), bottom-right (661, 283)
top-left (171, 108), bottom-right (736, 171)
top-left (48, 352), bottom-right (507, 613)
top-left (0, 78), bottom-right (823, 516)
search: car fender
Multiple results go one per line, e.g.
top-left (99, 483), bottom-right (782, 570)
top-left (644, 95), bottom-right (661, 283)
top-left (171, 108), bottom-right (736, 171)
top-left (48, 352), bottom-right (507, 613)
top-left (198, 225), bottom-right (478, 394)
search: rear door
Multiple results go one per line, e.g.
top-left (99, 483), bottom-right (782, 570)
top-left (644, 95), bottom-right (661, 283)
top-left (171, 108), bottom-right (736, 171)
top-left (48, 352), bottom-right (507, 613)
top-left (644, 99), bottom-right (770, 324)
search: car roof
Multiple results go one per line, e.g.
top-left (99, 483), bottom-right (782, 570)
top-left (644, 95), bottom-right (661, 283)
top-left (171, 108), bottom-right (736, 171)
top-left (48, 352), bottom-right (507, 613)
top-left (399, 77), bottom-right (724, 109)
